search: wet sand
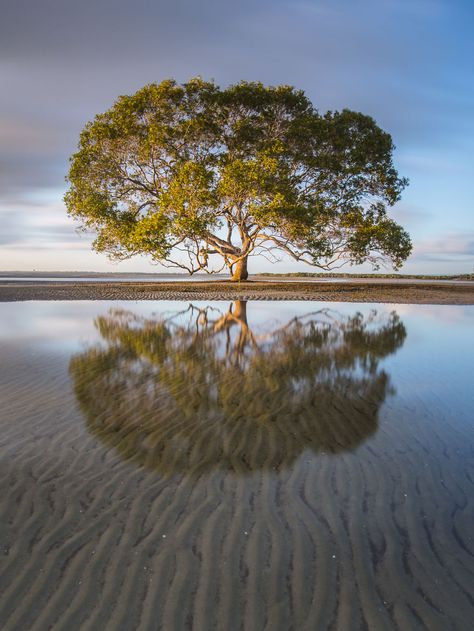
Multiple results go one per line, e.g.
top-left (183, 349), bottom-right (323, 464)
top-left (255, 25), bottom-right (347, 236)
top-left (0, 301), bottom-right (473, 630)
top-left (1, 279), bottom-right (474, 304)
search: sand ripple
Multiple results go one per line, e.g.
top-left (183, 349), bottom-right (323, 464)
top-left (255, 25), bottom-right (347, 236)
top-left (0, 304), bottom-right (473, 630)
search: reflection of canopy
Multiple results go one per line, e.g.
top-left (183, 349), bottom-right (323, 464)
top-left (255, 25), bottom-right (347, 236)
top-left (70, 302), bottom-right (406, 476)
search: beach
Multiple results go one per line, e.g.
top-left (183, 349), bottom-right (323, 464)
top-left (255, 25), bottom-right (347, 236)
top-left (1, 299), bottom-right (473, 630)
top-left (1, 279), bottom-right (474, 304)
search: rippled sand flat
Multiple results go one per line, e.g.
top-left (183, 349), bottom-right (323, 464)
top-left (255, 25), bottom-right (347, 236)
top-left (1, 279), bottom-right (474, 304)
top-left (0, 301), bottom-right (473, 630)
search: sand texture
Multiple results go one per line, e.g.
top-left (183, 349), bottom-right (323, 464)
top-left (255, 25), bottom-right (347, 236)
top-left (0, 301), bottom-right (473, 630)
top-left (1, 279), bottom-right (474, 303)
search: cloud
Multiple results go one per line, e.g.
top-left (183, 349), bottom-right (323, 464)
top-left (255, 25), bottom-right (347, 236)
top-left (391, 202), bottom-right (433, 227)
top-left (0, 203), bottom-right (88, 249)
top-left (397, 152), bottom-right (471, 175)
top-left (411, 233), bottom-right (474, 264)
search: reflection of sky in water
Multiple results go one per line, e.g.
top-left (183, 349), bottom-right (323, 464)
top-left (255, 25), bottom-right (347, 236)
top-left (0, 300), bottom-right (373, 346)
top-left (1, 299), bottom-right (472, 455)
top-left (0, 301), bottom-right (471, 387)
top-left (1, 300), bottom-right (473, 629)
top-left (381, 304), bottom-right (474, 406)
top-left (1, 300), bottom-right (473, 362)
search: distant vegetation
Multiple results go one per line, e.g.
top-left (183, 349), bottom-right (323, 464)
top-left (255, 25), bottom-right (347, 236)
top-left (254, 272), bottom-right (474, 280)
top-left (0, 271), bottom-right (472, 280)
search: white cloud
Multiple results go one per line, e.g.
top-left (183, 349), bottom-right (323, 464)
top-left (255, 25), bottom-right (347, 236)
top-left (414, 233), bottom-right (474, 257)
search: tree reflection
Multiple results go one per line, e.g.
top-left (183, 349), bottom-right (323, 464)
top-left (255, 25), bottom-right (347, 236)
top-left (70, 301), bottom-right (406, 476)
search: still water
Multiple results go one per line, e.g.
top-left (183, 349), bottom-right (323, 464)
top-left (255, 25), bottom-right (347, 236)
top-left (0, 300), bottom-right (473, 630)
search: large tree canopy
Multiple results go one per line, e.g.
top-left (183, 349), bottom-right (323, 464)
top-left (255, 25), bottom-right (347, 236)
top-left (65, 78), bottom-right (412, 280)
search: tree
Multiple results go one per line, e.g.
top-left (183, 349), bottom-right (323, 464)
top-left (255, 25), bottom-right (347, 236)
top-left (70, 302), bottom-right (406, 476)
top-left (65, 78), bottom-right (412, 281)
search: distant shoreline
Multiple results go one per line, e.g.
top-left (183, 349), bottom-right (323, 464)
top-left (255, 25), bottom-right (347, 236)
top-left (1, 279), bottom-right (473, 304)
top-left (0, 271), bottom-right (472, 281)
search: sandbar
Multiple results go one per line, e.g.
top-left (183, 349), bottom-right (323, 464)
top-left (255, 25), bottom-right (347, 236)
top-left (1, 279), bottom-right (473, 304)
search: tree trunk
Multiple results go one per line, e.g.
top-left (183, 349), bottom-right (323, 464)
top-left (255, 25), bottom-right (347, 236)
top-left (231, 300), bottom-right (247, 324)
top-left (231, 256), bottom-right (249, 281)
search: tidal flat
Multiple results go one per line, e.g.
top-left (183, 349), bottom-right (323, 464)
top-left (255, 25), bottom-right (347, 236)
top-left (1, 278), bottom-right (474, 304)
top-left (0, 300), bottom-right (473, 630)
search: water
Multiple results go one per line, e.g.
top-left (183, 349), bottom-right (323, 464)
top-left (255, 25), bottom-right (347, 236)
top-left (1, 274), bottom-right (472, 284)
top-left (0, 274), bottom-right (226, 283)
top-left (0, 300), bottom-right (473, 630)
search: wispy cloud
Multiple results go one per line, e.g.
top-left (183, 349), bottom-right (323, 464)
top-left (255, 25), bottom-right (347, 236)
top-left (411, 233), bottom-right (474, 266)
top-left (0, 204), bottom-right (88, 249)
top-left (391, 202), bottom-right (433, 226)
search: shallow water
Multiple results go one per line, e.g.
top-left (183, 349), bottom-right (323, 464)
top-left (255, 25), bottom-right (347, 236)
top-left (0, 300), bottom-right (473, 630)
top-left (0, 274), bottom-right (225, 282)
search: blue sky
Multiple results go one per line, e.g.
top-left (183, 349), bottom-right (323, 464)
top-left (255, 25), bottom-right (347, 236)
top-left (0, 0), bottom-right (473, 274)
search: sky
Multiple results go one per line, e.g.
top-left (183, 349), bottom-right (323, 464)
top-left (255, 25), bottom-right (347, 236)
top-left (0, 0), bottom-right (473, 274)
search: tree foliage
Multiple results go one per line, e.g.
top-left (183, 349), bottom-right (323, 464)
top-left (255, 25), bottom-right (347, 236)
top-left (65, 78), bottom-right (412, 280)
top-left (70, 302), bottom-right (406, 475)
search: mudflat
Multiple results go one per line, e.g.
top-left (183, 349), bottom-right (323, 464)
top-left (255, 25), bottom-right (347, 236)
top-left (1, 300), bottom-right (473, 630)
top-left (1, 279), bottom-right (473, 304)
